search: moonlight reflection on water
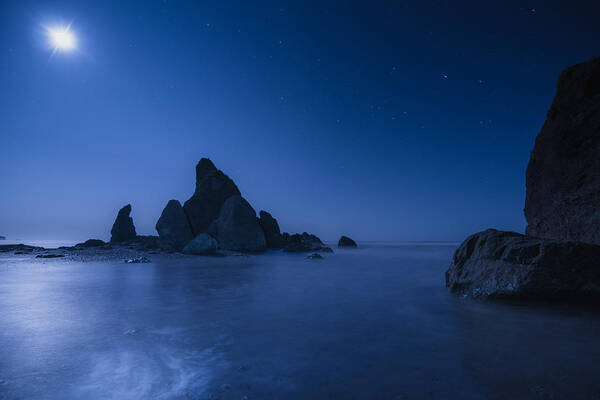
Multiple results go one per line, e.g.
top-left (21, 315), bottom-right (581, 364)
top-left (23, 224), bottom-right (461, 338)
top-left (0, 244), bottom-right (599, 399)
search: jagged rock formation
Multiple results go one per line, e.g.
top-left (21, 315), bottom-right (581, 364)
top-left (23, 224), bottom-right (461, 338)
top-left (183, 158), bottom-right (240, 236)
top-left (110, 204), bottom-right (137, 243)
top-left (283, 232), bottom-right (332, 253)
top-left (156, 200), bottom-right (194, 250)
top-left (136, 158), bottom-right (336, 254)
top-left (258, 211), bottom-right (286, 249)
top-left (183, 233), bottom-right (218, 255)
top-left (211, 195), bottom-right (266, 252)
top-left (446, 229), bottom-right (600, 299)
top-left (525, 57), bottom-right (600, 244)
top-left (338, 236), bottom-right (357, 248)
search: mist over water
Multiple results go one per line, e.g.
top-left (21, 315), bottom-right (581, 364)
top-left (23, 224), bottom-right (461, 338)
top-left (1, 245), bottom-right (599, 399)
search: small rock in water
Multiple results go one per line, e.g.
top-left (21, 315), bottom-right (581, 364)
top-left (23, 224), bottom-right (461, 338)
top-left (338, 235), bottom-right (357, 248)
top-left (306, 253), bottom-right (323, 259)
top-left (124, 256), bottom-right (151, 264)
top-left (36, 254), bottom-right (65, 258)
top-left (110, 204), bottom-right (137, 243)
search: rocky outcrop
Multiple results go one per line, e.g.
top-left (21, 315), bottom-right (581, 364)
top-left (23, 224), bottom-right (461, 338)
top-left (525, 57), bottom-right (600, 244)
top-left (283, 232), bottom-right (332, 253)
top-left (76, 239), bottom-right (105, 247)
top-left (447, 58), bottom-right (600, 300)
top-left (110, 204), bottom-right (137, 243)
top-left (156, 200), bottom-right (193, 250)
top-left (338, 236), bottom-right (357, 248)
top-left (446, 229), bottom-right (600, 299)
top-left (104, 158), bottom-right (335, 255)
top-left (258, 211), bottom-right (285, 249)
top-left (0, 236), bottom-right (5, 240)
top-left (182, 233), bottom-right (218, 255)
top-left (183, 158), bottom-right (240, 236)
top-left (211, 195), bottom-right (266, 252)
top-left (0, 244), bottom-right (42, 253)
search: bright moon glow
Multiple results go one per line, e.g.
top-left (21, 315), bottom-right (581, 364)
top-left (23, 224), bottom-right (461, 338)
top-left (48, 26), bottom-right (76, 51)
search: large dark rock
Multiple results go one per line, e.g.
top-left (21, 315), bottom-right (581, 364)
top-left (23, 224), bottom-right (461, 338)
top-left (212, 195), bottom-right (266, 252)
top-left (338, 236), bottom-right (357, 248)
top-left (182, 233), bottom-right (218, 255)
top-left (110, 204), bottom-right (137, 243)
top-left (525, 57), bottom-right (600, 244)
top-left (183, 158), bottom-right (240, 236)
top-left (0, 236), bottom-right (5, 240)
top-left (156, 200), bottom-right (193, 250)
top-left (446, 229), bottom-right (600, 299)
top-left (283, 232), bottom-right (332, 253)
top-left (258, 210), bottom-right (285, 249)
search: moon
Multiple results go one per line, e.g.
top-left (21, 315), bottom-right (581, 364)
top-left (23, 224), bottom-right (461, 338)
top-left (47, 26), bottom-right (76, 51)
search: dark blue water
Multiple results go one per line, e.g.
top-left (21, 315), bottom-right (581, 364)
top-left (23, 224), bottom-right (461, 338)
top-left (1, 245), bottom-right (599, 399)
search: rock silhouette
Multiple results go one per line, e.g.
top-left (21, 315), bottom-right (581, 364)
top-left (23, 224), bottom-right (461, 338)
top-left (525, 57), bottom-right (600, 244)
top-left (100, 158), bottom-right (340, 255)
top-left (183, 233), bottom-right (218, 255)
top-left (110, 204), bottom-right (137, 243)
top-left (338, 236), bottom-right (357, 247)
top-left (258, 211), bottom-right (285, 249)
top-left (156, 200), bottom-right (194, 250)
top-left (183, 158), bottom-right (240, 236)
top-left (212, 195), bottom-right (266, 252)
top-left (283, 232), bottom-right (332, 253)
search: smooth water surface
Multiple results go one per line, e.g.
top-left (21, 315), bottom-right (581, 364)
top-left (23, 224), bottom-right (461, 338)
top-left (1, 245), bottom-right (599, 399)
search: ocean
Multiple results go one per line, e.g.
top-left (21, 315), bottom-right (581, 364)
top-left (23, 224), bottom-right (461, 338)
top-left (0, 244), bottom-right (599, 399)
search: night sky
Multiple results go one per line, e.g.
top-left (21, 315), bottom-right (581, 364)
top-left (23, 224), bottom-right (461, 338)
top-left (1, 0), bottom-right (599, 242)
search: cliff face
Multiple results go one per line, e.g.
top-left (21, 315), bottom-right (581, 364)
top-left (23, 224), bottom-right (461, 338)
top-left (447, 57), bottom-right (600, 300)
top-left (525, 57), bottom-right (600, 244)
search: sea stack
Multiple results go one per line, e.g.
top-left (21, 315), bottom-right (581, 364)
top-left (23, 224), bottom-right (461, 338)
top-left (150, 157), bottom-right (336, 254)
top-left (110, 204), bottom-right (137, 243)
top-left (258, 210), bottom-right (286, 249)
top-left (338, 236), bottom-right (357, 248)
top-left (156, 200), bottom-right (194, 250)
top-left (446, 57), bottom-right (600, 299)
top-left (183, 158), bottom-right (240, 236)
top-left (210, 195), bottom-right (266, 252)
top-left (525, 57), bottom-right (600, 244)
